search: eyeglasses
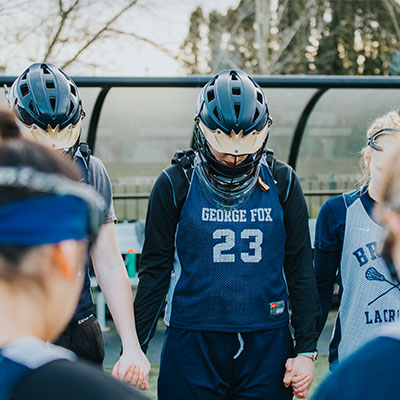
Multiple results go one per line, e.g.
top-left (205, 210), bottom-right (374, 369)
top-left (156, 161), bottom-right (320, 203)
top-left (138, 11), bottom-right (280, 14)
top-left (367, 128), bottom-right (400, 151)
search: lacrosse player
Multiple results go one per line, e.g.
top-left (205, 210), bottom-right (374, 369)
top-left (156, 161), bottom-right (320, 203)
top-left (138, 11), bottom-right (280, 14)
top-left (134, 70), bottom-right (321, 399)
top-left (0, 122), bottom-right (147, 399)
top-left (314, 138), bottom-right (400, 399)
top-left (314, 110), bottom-right (400, 367)
top-left (7, 63), bottom-right (150, 388)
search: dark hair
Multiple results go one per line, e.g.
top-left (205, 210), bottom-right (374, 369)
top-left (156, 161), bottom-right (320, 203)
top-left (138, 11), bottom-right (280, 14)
top-left (0, 109), bottom-right (21, 140)
top-left (0, 132), bottom-right (81, 273)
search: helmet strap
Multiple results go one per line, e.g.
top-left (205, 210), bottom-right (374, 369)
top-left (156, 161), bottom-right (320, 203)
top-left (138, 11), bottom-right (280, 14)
top-left (63, 133), bottom-right (81, 158)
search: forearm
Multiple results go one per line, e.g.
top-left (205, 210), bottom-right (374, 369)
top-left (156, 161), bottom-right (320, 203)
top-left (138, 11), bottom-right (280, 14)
top-left (314, 248), bottom-right (338, 334)
top-left (134, 167), bottom-right (182, 350)
top-left (283, 173), bottom-right (320, 353)
top-left (91, 222), bottom-right (141, 352)
top-left (94, 258), bottom-right (140, 351)
top-left (135, 267), bottom-right (171, 351)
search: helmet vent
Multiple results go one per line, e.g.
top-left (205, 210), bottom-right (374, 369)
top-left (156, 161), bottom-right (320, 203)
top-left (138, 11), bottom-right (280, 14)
top-left (232, 87), bottom-right (241, 95)
top-left (213, 107), bottom-right (221, 121)
top-left (234, 103), bottom-right (241, 119)
top-left (68, 101), bottom-right (74, 116)
top-left (49, 97), bottom-right (56, 112)
top-left (70, 84), bottom-right (76, 97)
top-left (209, 79), bottom-right (216, 86)
top-left (41, 65), bottom-right (51, 74)
top-left (256, 91), bottom-right (263, 104)
top-left (21, 71), bottom-right (28, 80)
top-left (20, 84), bottom-right (29, 97)
top-left (253, 108), bottom-right (260, 122)
top-left (46, 81), bottom-right (55, 89)
top-left (29, 101), bottom-right (38, 116)
top-left (207, 89), bottom-right (215, 102)
top-left (230, 72), bottom-right (238, 81)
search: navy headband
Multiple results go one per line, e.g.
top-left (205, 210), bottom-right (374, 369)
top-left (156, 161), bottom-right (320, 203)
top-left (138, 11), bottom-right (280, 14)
top-left (0, 195), bottom-right (90, 245)
top-left (0, 166), bottom-right (105, 245)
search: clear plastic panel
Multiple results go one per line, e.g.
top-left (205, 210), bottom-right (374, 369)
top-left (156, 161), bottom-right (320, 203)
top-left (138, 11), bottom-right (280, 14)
top-left (95, 87), bottom-right (199, 220)
top-left (296, 88), bottom-right (400, 217)
top-left (264, 88), bottom-right (317, 161)
top-left (94, 86), bottom-right (315, 220)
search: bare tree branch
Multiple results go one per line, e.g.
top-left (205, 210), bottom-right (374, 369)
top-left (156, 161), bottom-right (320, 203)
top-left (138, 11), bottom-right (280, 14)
top-left (254, 0), bottom-right (268, 72)
top-left (61, 0), bottom-right (139, 69)
top-left (383, 0), bottom-right (400, 38)
top-left (269, 0), bottom-right (313, 73)
top-left (107, 28), bottom-right (179, 61)
top-left (211, 2), bottom-right (253, 72)
top-left (44, 0), bottom-right (80, 61)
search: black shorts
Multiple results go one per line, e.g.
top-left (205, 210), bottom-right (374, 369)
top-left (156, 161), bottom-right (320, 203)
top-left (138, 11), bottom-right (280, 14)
top-left (54, 314), bottom-right (105, 366)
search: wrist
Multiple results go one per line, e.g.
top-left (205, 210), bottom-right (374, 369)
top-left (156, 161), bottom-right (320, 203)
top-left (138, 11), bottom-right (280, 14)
top-left (297, 351), bottom-right (318, 361)
top-left (121, 338), bottom-right (142, 354)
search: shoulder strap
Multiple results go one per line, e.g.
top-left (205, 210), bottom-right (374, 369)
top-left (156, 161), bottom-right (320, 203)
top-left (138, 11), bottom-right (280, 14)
top-left (168, 149), bottom-right (196, 214)
top-left (78, 142), bottom-right (91, 170)
top-left (74, 142), bottom-right (92, 184)
top-left (265, 148), bottom-right (276, 175)
top-left (264, 149), bottom-right (292, 207)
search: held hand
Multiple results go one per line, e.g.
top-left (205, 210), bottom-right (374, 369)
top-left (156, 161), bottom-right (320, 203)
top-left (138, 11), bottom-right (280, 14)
top-left (283, 356), bottom-right (315, 399)
top-left (112, 347), bottom-right (151, 390)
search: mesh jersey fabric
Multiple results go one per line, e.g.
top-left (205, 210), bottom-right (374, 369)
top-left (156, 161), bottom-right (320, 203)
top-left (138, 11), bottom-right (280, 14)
top-left (164, 158), bottom-right (289, 331)
top-left (335, 190), bottom-right (400, 362)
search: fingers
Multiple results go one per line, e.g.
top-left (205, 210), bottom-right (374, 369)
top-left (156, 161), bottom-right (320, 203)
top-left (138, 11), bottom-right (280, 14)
top-left (294, 389), bottom-right (309, 399)
top-left (292, 376), bottom-right (311, 393)
top-left (129, 365), bottom-right (141, 387)
top-left (283, 358), bottom-right (295, 387)
top-left (111, 361), bottom-right (119, 379)
top-left (285, 358), bottom-right (294, 372)
top-left (291, 374), bottom-right (312, 388)
top-left (292, 375), bottom-right (311, 399)
top-left (124, 364), bottom-right (150, 390)
top-left (283, 370), bottom-right (294, 388)
top-left (136, 368), bottom-right (149, 390)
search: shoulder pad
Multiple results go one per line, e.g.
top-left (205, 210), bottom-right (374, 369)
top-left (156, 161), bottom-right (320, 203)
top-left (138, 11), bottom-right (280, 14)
top-left (172, 149), bottom-right (195, 169)
top-left (171, 149), bottom-right (195, 184)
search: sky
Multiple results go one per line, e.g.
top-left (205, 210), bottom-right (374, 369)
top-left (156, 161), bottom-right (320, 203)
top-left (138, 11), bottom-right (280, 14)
top-left (0, 0), bottom-right (241, 76)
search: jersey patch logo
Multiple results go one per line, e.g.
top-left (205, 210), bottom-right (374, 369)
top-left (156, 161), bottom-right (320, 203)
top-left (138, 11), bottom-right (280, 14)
top-left (365, 267), bottom-right (400, 305)
top-left (270, 300), bottom-right (285, 315)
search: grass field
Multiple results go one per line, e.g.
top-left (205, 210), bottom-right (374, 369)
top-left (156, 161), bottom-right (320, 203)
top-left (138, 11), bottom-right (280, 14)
top-left (105, 354), bottom-right (329, 399)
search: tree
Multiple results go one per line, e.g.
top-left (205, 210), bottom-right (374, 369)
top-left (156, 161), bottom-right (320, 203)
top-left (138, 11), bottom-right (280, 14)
top-left (0, 0), bottom-right (177, 74)
top-left (179, 0), bottom-right (319, 74)
top-left (180, 0), bottom-right (400, 76)
top-left (314, 0), bottom-right (400, 75)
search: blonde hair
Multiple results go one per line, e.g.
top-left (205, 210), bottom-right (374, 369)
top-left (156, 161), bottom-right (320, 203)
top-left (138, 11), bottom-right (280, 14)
top-left (359, 110), bottom-right (400, 188)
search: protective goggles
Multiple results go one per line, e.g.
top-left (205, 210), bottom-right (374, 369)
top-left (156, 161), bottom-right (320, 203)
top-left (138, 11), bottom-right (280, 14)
top-left (367, 128), bottom-right (400, 151)
top-left (0, 166), bottom-right (105, 244)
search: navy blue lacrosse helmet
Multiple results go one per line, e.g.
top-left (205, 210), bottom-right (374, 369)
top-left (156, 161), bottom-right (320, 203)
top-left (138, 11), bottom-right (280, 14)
top-left (8, 63), bottom-right (84, 150)
top-left (194, 69), bottom-right (272, 202)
